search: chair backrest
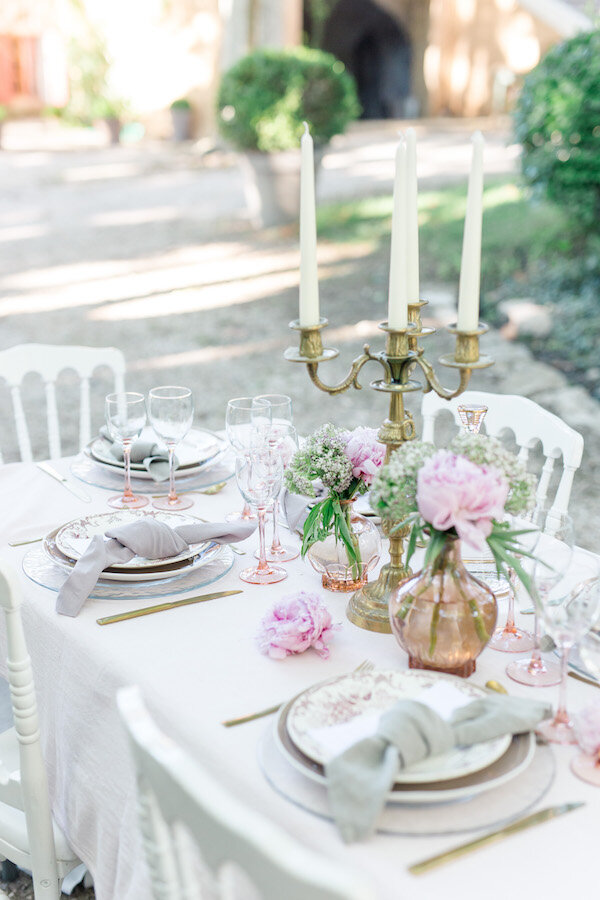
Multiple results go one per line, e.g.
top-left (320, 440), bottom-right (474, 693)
top-left (117, 686), bottom-right (376, 900)
top-left (0, 344), bottom-right (126, 463)
top-left (0, 560), bottom-right (59, 891)
top-left (421, 390), bottom-right (584, 521)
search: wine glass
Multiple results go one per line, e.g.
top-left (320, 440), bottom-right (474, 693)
top-left (261, 423), bottom-right (299, 563)
top-left (148, 386), bottom-right (195, 511)
top-left (536, 550), bottom-right (600, 744)
top-left (574, 625), bottom-right (600, 783)
top-left (105, 392), bottom-right (149, 510)
top-left (235, 447), bottom-right (286, 585)
top-left (225, 398), bottom-right (272, 521)
top-left (506, 509), bottom-right (574, 687)
top-left (457, 403), bottom-right (488, 434)
top-left (488, 513), bottom-right (536, 654)
top-left (254, 395), bottom-right (295, 559)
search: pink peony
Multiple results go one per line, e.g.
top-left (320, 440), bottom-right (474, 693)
top-left (574, 701), bottom-right (600, 755)
top-left (342, 427), bottom-right (386, 486)
top-left (256, 592), bottom-right (339, 660)
top-left (417, 450), bottom-right (508, 551)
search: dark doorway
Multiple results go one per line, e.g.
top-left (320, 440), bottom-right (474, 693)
top-left (304, 0), bottom-right (412, 119)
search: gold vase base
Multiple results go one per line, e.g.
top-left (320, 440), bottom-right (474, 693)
top-left (346, 563), bottom-right (411, 634)
top-left (322, 572), bottom-right (368, 593)
top-left (408, 656), bottom-right (476, 678)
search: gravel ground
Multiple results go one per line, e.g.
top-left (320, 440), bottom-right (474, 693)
top-left (0, 118), bottom-right (599, 898)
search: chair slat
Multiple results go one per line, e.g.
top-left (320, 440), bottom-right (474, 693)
top-left (45, 381), bottom-right (61, 460)
top-left (79, 378), bottom-right (91, 449)
top-left (10, 386), bottom-right (33, 463)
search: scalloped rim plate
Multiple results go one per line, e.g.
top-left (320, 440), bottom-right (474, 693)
top-left (285, 669), bottom-right (511, 784)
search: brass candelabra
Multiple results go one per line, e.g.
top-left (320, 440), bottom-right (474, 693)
top-left (285, 300), bottom-right (494, 633)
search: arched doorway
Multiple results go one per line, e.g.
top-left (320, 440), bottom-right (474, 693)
top-left (304, 0), bottom-right (412, 119)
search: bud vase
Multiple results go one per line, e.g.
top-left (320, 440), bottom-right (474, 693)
top-left (388, 537), bottom-right (497, 677)
top-left (307, 507), bottom-right (381, 592)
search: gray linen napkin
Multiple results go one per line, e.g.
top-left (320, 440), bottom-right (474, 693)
top-left (99, 426), bottom-right (177, 482)
top-left (326, 694), bottom-right (551, 843)
top-left (56, 518), bottom-right (256, 617)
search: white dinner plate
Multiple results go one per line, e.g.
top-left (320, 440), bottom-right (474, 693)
top-left (55, 509), bottom-right (209, 570)
top-left (285, 669), bottom-right (511, 784)
top-left (44, 526), bottom-right (223, 582)
top-left (88, 427), bottom-right (227, 479)
top-left (274, 706), bottom-right (535, 805)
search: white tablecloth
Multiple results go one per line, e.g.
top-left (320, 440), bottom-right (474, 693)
top-left (0, 458), bottom-right (597, 900)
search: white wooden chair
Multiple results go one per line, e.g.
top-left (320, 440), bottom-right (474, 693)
top-left (0, 343), bottom-right (126, 463)
top-left (421, 390), bottom-right (584, 520)
top-left (117, 686), bottom-right (376, 900)
top-left (0, 560), bottom-right (80, 899)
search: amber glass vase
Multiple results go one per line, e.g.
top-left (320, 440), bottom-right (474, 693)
top-left (388, 537), bottom-right (497, 677)
top-left (307, 504), bottom-right (381, 593)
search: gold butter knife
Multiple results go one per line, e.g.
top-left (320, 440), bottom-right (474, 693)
top-left (96, 589), bottom-right (242, 625)
top-left (568, 670), bottom-right (600, 689)
top-left (409, 802), bottom-right (584, 875)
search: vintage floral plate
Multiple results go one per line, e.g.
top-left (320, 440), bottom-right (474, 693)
top-left (285, 669), bottom-right (511, 784)
top-left (55, 509), bottom-right (208, 570)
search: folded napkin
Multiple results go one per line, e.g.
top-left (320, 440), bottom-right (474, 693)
top-left (100, 427), bottom-right (178, 483)
top-left (56, 518), bottom-right (256, 617)
top-left (326, 694), bottom-right (551, 843)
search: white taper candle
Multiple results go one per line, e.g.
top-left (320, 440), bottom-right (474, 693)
top-left (388, 139), bottom-right (408, 330)
top-left (457, 131), bottom-right (484, 332)
top-left (405, 127), bottom-right (419, 304)
top-left (299, 122), bottom-right (320, 328)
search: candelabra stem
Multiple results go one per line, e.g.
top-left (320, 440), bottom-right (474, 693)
top-left (346, 522), bottom-right (410, 633)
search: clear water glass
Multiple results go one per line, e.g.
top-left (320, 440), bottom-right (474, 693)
top-left (148, 386), bottom-right (194, 511)
top-left (235, 448), bottom-right (286, 585)
top-left (105, 391), bottom-right (148, 509)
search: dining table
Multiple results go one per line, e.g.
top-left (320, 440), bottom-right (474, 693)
top-left (0, 453), bottom-right (597, 900)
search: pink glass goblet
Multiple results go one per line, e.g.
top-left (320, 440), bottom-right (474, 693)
top-left (105, 392), bottom-right (148, 510)
top-left (148, 386), bottom-right (194, 511)
top-left (225, 397), bottom-right (271, 523)
top-left (236, 448), bottom-right (286, 585)
top-left (488, 568), bottom-right (535, 653)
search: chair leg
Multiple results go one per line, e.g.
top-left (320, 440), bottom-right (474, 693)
top-left (0, 859), bottom-right (19, 881)
top-left (31, 875), bottom-right (60, 900)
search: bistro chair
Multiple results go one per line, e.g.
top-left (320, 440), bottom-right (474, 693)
top-left (0, 560), bottom-right (80, 899)
top-left (118, 685), bottom-right (376, 900)
top-left (421, 390), bottom-right (584, 521)
top-left (0, 343), bottom-right (126, 463)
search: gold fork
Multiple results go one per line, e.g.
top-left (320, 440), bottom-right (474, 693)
top-left (222, 659), bottom-right (375, 728)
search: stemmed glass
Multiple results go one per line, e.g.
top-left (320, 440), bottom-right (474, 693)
top-left (506, 509), bottom-right (574, 687)
top-left (262, 423), bottom-right (299, 563)
top-left (574, 624), bottom-right (600, 783)
top-left (235, 447), bottom-right (286, 585)
top-left (225, 397), bottom-right (271, 521)
top-left (105, 392), bottom-right (149, 510)
top-left (488, 513), bottom-right (536, 653)
top-left (535, 550), bottom-right (600, 744)
top-left (457, 403), bottom-right (488, 434)
top-left (253, 394), bottom-right (296, 561)
top-left (148, 387), bottom-right (195, 511)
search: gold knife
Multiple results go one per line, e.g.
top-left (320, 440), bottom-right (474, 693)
top-left (568, 670), bottom-right (600, 689)
top-left (96, 589), bottom-right (242, 625)
top-left (408, 803), bottom-right (584, 875)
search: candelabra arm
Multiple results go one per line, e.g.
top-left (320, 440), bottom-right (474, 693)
top-left (307, 344), bottom-right (387, 395)
top-left (413, 354), bottom-right (472, 400)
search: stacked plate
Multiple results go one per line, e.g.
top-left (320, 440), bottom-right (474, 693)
top-left (274, 669), bottom-right (535, 805)
top-left (43, 509), bottom-right (223, 583)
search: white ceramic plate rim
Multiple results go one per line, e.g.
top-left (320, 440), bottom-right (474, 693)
top-left (286, 669), bottom-right (511, 784)
top-left (55, 510), bottom-right (208, 569)
top-left (273, 721), bottom-right (535, 805)
top-left (88, 427), bottom-right (226, 478)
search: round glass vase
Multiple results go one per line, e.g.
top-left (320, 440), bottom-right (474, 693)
top-left (388, 537), bottom-right (497, 677)
top-left (307, 504), bottom-right (382, 593)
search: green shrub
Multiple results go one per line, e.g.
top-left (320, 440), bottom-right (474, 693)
top-left (217, 47), bottom-right (360, 152)
top-left (514, 29), bottom-right (600, 231)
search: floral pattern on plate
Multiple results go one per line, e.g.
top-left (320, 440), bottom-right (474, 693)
top-left (286, 669), bottom-right (511, 784)
top-left (55, 509), bottom-right (208, 570)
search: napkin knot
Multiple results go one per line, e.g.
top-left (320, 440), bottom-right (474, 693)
top-left (107, 520), bottom-right (188, 559)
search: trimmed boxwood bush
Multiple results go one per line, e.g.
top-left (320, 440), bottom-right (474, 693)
top-left (217, 47), bottom-right (360, 152)
top-left (514, 29), bottom-right (600, 231)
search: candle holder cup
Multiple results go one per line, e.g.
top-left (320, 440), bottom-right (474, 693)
top-left (285, 303), bottom-right (494, 633)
